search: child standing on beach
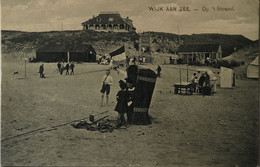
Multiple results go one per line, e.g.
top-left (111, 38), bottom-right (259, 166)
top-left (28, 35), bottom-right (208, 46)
top-left (114, 80), bottom-right (128, 128)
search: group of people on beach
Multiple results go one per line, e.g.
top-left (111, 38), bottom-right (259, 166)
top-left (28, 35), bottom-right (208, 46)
top-left (98, 54), bottom-right (148, 68)
top-left (190, 71), bottom-right (211, 94)
top-left (57, 62), bottom-right (75, 75)
top-left (38, 61), bottom-right (75, 78)
top-left (100, 69), bottom-right (135, 128)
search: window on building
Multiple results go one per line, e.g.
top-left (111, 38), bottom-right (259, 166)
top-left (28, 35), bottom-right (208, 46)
top-left (119, 24), bottom-right (124, 29)
top-left (108, 18), bottom-right (114, 22)
top-left (101, 25), bottom-right (106, 30)
top-left (96, 18), bottom-right (102, 22)
top-left (113, 25), bottom-right (118, 30)
top-left (89, 25), bottom-right (94, 29)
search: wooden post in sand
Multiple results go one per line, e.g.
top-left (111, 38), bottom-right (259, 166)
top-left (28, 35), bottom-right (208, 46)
top-left (67, 52), bottom-right (70, 63)
top-left (186, 64), bottom-right (189, 82)
top-left (179, 65), bottom-right (182, 84)
top-left (24, 58), bottom-right (27, 78)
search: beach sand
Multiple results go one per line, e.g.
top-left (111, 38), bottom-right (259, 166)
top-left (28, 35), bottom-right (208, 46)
top-left (1, 59), bottom-right (258, 166)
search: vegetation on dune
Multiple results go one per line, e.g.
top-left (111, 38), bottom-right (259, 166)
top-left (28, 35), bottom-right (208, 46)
top-left (148, 32), bottom-right (254, 57)
top-left (1, 30), bottom-right (139, 55)
top-left (223, 40), bottom-right (259, 64)
top-left (1, 30), bottom-right (255, 61)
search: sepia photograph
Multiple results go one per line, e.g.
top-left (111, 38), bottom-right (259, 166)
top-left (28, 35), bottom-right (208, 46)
top-left (1, 0), bottom-right (259, 166)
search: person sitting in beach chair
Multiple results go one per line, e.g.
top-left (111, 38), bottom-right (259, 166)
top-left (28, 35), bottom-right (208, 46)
top-left (190, 73), bottom-right (198, 92)
top-left (198, 72), bottom-right (212, 96)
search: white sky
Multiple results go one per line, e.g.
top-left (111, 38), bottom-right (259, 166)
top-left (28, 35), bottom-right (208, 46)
top-left (1, 0), bottom-right (259, 40)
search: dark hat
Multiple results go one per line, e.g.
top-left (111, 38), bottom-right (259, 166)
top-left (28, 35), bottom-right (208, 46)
top-left (119, 80), bottom-right (127, 89)
top-left (125, 78), bottom-right (133, 84)
top-left (119, 79), bottom-right (125, 84)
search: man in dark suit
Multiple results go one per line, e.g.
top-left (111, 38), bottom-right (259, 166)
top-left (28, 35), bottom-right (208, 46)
top-left (65, 63), bottom-right (70, 75)
top-left (70, 62), bottom-right (75, 75)
top-left (57, 62), bottom-right (61, 73)
top-left (39, 64), bottom-right (45, 78)
top-left (156, 65), bottom-right (161, 78)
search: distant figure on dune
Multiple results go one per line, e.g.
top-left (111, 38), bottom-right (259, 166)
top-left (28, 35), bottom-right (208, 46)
top-left (143, 56), bottom-right (146, 64)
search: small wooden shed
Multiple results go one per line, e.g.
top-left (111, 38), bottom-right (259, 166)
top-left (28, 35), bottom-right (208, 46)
top-left (36, 42), bottom-right (96, 62)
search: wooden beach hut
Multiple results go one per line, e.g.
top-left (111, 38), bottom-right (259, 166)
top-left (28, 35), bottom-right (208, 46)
top-left (36, 42), bottom-right (96, 62)
top-left (127, 65), bottom-right (157, 125)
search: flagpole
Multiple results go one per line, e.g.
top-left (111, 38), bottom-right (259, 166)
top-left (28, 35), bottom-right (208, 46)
top-left (123, 43), bottom-right (126, 67)
top-left (139, 31), bottom-right (142, 58)
top-left (177, 26), bottom-right (180, 45)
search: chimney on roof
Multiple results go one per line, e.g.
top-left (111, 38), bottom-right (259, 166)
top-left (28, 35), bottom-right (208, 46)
top-left (126, 16), bottom-right (132, 24)
top-left (93, 15), bottom-right (95, 18)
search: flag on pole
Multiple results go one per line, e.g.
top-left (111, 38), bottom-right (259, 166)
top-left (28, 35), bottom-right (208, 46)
top-left (109, 46), bottom-right (126, 62)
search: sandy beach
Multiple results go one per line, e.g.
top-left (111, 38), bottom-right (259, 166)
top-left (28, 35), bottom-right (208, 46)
top-left (1, 59), bottom-right (258, 166)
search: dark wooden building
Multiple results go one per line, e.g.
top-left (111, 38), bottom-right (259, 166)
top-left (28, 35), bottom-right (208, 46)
top-left (36, 42), bottom-right (96, 62)
top-left (178, 43), bottom-right (222, 64)
top-left (82, 11), bottom-right (136, 32)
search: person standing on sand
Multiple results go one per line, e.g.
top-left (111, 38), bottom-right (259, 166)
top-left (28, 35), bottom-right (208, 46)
top-left (133, 56), bottom-right (136, 65)
top-left (100, 69), bottom-right (113, 106)
top-left (126, 56), bottom-right (130, 67)
top-left (156, 65), bottom-right (161, 78)
top-left (115, 80), bottom-right (128, 128)
top-left (70, 62), bottom-right (75, 75)
top-left (143, 56), bottom-right (146, 64)
top-left (65, 63), bottom-right (70, 75)
top-left (57, 62), bottom-right (61, 73)
top-left (139, 56), bottom-right (142, 65)
top-left (109, 59), bottom-right (113, 69)
top-left (39, 64), bottom-right (45, 78)
top-left (190, 73), bottom-right (197, 92)
top-left (198, 73), bottom-right (206, 93)
top-left (169, 56), bottom-right (173, 64)
top-left (126, 79), bottom-right (135, 124)
top-left (205, 72), bottom-right (210, 87)
top-left (60, 62), bottom-right (65, 75)
top-left (98, 54), bottom-right (102, 64)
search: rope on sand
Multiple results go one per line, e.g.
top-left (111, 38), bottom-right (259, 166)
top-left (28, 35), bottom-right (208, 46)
top-left (1, 111), bottom-right (109, 142)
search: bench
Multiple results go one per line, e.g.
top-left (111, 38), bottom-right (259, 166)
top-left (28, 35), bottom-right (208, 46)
top-left (174, 82), bottom-right (193, 95)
